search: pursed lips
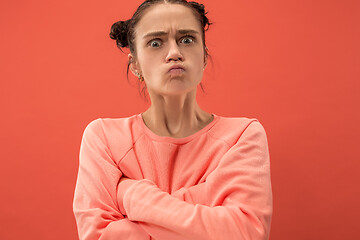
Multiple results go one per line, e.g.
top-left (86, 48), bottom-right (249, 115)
top-left (168, 65), bottom-right (185, 74)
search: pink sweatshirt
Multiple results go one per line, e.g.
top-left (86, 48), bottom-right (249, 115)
top-left (73, 113), bottom-right (273, 240)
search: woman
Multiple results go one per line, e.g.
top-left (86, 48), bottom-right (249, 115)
top-left (73, 0), bottom-right (273, 239)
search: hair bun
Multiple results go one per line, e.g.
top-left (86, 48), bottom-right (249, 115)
top-left (109, 20), bottom-right (130, 48)
top-left (189, 1), bottom-right (211, 30)
top-left (189, 1), bottom-right (205, 14)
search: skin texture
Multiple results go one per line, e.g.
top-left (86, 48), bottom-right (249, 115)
top-left (128, 3), bottom-right (213, 139)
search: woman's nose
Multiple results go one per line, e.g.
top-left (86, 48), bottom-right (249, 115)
top-left (166, 40), bottom-right (183, 62)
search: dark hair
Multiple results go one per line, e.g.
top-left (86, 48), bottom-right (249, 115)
top-left (109, 0), bottom-right (212, 101)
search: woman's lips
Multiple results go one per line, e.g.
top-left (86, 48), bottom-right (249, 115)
top-left (168, 65), bottom-right (185, 75)
top-left (169, 68), bottom-right (185, 74)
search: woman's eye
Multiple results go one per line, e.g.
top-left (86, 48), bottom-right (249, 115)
top-left (180, 36), bottom-right (194, 44)
top-left (149, 40), bottom-right (161, 48)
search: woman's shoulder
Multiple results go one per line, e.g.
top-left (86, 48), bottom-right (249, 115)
top-left (83, 114), bottom-right (138, 134)
top-left (210, 114), bottom-right (267, 145)
top-left (81, 114), bottom-right (142, 159)
top-left (213, 114), bottom-right (262, 131)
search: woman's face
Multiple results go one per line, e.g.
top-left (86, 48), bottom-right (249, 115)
top-left (129, 3), bottom-right (207, 97)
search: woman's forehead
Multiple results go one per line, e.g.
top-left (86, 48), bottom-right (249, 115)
top-left (136, 3), bottom-right (201, 37)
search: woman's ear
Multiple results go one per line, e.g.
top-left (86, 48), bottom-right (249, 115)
top-left (203, 47), bottom-right (208, 70)
top-left (128, 53), bottom-right (140, 75)
top-left (203, 55), bottom-right (208, 71)
top-left (204, 55), bottom-right (208, 70)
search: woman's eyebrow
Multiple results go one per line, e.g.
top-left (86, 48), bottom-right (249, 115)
top-left (178, 29), bottom-right (199, 35)
top-left (142, 29), bottom-right (200, 39)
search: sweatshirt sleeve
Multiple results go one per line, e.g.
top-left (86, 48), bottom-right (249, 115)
top-left (120, 120), bottom-right (273, 240)
top-left (72, 119), bottom-right (149, 240)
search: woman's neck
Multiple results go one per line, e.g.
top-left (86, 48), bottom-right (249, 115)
top-left (142, 90), bottom-right (213, 138)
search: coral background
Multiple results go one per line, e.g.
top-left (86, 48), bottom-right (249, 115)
top-left (0, 0), bottom-right (359, 239)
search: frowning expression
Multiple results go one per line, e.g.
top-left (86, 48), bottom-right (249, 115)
top-left (129, 3), bottom-right (207, 97)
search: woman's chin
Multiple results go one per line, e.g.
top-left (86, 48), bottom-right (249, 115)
top-left (167, 84), bottom-right (199, 95)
